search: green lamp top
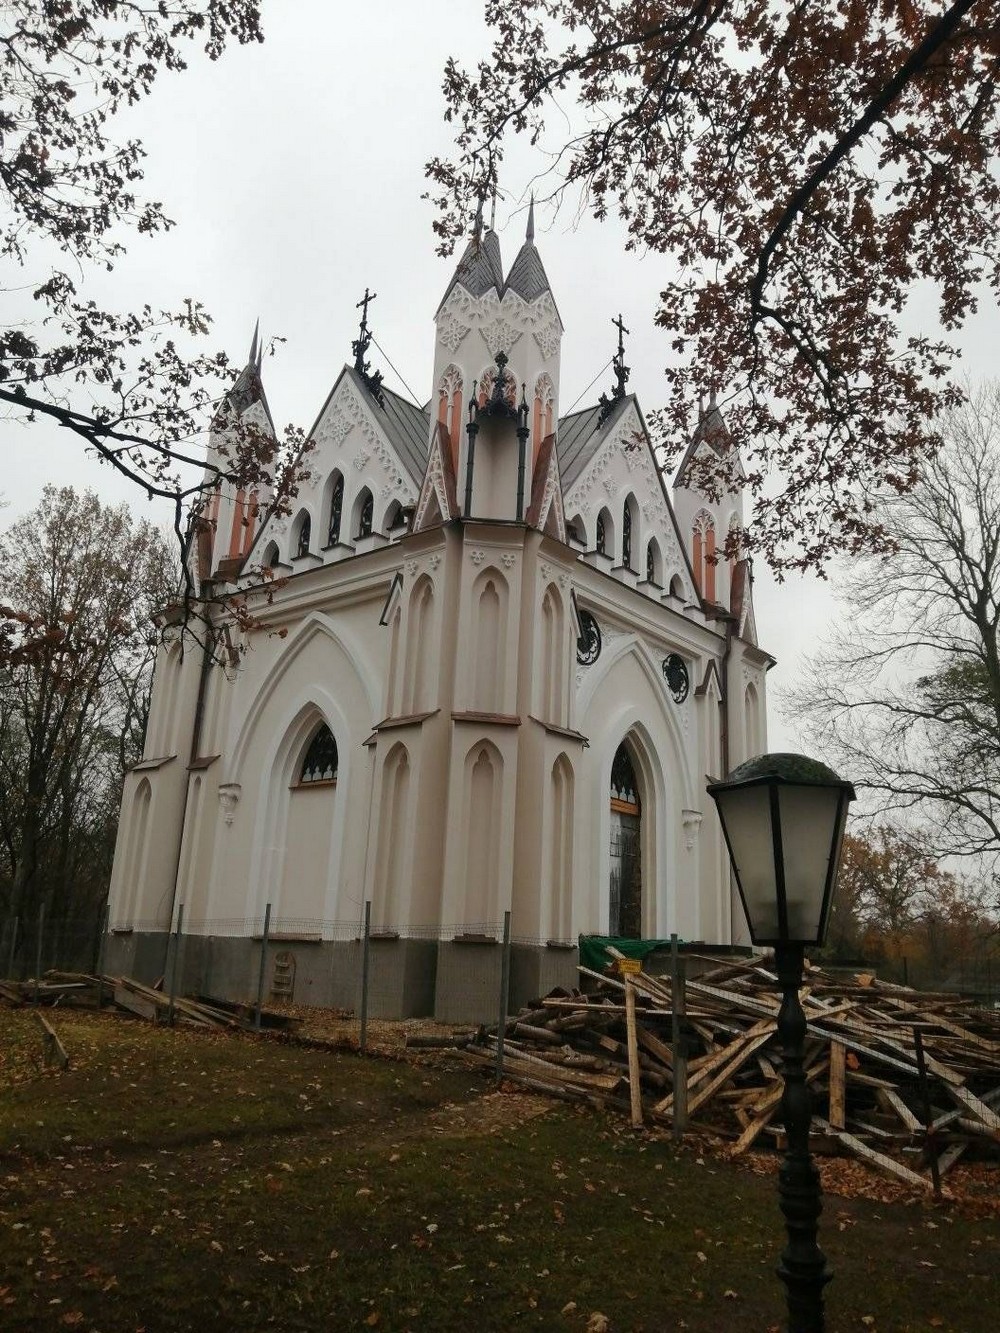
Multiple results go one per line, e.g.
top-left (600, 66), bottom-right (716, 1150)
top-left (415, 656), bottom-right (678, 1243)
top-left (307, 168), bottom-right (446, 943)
top-left (716, 752), bottom-right (855, 793)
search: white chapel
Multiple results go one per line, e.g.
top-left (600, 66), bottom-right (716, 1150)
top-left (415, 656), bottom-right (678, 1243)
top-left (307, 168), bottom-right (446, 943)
top-left (106, 212), bottom-right (773, 1019)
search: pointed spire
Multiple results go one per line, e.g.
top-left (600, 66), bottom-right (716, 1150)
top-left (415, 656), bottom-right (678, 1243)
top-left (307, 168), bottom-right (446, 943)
top-left (504, 195), bottom-right (553, 304)
top-left (248, 318), bottom-right (259, 368)
top-left (473, 196), bottom-right (484, 242)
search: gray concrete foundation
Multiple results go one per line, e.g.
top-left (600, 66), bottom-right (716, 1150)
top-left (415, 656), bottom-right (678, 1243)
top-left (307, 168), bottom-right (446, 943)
top-left (367, 937), bottom-right (438, 1018)
top-left (433, 938), bottom-right (503, 1024)
top-left (509, 943), bottom-right (578, 1009)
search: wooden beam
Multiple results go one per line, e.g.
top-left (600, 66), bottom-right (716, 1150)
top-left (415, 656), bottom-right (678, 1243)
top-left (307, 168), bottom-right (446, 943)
top-left (828, 1040), bottom-right (846, 1130)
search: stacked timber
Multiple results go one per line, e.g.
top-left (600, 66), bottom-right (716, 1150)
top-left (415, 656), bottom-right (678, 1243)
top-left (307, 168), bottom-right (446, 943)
top-left (457, 954), bottom-right (1000, 1193)
top-left (0, 970), bottom-right (299, 1032)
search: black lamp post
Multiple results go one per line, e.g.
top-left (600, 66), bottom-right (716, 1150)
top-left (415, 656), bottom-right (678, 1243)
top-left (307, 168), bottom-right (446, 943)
top-left (707, 753), bottom-right (855, 1333)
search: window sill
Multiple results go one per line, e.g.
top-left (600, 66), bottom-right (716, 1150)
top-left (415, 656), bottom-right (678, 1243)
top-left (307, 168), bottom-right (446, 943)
top-left (289, 778), bottom-right (338, 790)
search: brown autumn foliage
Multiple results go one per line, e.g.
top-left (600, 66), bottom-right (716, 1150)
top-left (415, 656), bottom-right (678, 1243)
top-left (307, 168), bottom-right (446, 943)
top-left (0, 3), bottom-right (305, 547)
top-left (825, 825), bottom-right (999, 992)
top-left (426, 0), bottom-right (1000, 572)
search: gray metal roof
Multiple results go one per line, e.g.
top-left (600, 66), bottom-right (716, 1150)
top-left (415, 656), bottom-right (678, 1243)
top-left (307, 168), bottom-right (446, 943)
top-left (675, 392), bottom-right (729, 487)
top-left (435, 229), bottom-right (504, 314)
top-left (348, 367), bottom-right (430, 488)
top-left (556, 394), bottom-right (633, 491)
top-left (504, 240), bottom-right (552, 303)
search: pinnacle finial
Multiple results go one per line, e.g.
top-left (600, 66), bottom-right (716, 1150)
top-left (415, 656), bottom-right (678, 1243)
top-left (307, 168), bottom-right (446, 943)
top-left (526, 194), bottom-right (535, 244)
top-left (248, 318), bottom-right (260, 368)
top-left (473, 196), bottom-right (484, 241)
top-left (709, 385), bottom-right (718, 409)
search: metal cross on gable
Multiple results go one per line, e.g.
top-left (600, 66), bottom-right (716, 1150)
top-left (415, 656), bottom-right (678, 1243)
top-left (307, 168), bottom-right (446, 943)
top-left (351, 287), bottom-right (385, 406)
top-left (612, 312), bottom-right (631, 398)
top-left (598, 312), bottom-right (632, 424)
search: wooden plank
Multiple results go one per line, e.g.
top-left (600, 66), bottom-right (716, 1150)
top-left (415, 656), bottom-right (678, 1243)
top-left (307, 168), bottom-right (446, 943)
top-left (113, 984), bottom-right (158, 1020)
top-left (656, 1025), bottom-right (773, 1118)
top-left (683, 1019), bottom-right (774, 1094)
top-left (875, 1087), bottom-right (922, 1133)
top-left (944, 1083), bottom-right (1000, 1136)
top-left (624, 978), bottom-right (644, 1129)
top-left (936, 1140), bottom-right (969, 1178)
top-left (828, 1040), bottom-right (846, 1130)
top-left (730, 1058), bottom-right (829, 1157)
top-left (635, 1021), bottom-right (674, 1068)
top-left (813, 1120), bottom-right (934, 1192)
top-left (33, 1011), bottom-right (69, 1069)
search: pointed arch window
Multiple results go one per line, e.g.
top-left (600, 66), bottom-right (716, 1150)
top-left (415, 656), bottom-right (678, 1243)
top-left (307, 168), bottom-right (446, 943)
top-left (261, 541), bottom-right (279, 570)
top-left (295, 512), bottom-right (312, 559)
top-left (357, 489), bottom-right (374, 540)
top-left (692, 509), bottom-right (716, 601)
top-left (646, 541), bottom-right (655, 584)
top-left (327, 474), bottom-right (344, 546)
top-left (596, 512), bottom-right (606, 555)
top-left (622, 501), bottom-right (633, 570)
top-left (610, 744), bottom-right (641, 811)
top-left (298, 724), bottom-right (339, 784)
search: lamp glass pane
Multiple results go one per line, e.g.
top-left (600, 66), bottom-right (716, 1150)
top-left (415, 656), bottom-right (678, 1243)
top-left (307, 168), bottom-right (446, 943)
top-left (716, 784), bottom-right (779, 940)
top-left (776, 784), bottom-right (842, 941)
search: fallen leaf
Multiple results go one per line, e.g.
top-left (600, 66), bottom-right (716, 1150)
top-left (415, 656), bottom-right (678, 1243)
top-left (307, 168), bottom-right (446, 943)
top-left (585, 1315), bottom-right (609, 1333)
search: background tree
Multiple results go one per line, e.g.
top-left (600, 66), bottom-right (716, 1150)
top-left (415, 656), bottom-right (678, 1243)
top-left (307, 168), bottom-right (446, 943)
top-left (788, 383), bottom-right (1000, 878)
top-left (427, 0), bottom-right (999, 572)
top-left (0, 3), bottom-right (305, 557)
top-left (828, 825), bottom-right (998, 992)
top-left (0, 487), bottom-right (174, 959)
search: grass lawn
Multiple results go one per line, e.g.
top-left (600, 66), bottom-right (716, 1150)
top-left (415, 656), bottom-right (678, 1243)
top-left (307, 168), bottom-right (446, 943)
top-left (1, 1008), bottom-right (997, 1332)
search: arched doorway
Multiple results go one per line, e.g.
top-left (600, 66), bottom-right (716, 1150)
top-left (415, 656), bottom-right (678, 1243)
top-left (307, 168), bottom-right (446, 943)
top-left (609, 741), bottom-right (642, 937)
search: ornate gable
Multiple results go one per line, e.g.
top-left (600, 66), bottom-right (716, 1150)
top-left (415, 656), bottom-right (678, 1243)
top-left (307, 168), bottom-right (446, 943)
top-left (564, 402), bottom-right (698, 601)
top-left (525, 433), bottom-right (567, 541)
top-left (413, 421), bottom-right (459, 532)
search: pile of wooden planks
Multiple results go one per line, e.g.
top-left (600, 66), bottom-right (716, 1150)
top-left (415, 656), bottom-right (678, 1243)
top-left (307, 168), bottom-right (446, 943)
top-left (0, 970), bottom-right (299, 1033)
top-left (457, 954), bottom-right (1000, 1193)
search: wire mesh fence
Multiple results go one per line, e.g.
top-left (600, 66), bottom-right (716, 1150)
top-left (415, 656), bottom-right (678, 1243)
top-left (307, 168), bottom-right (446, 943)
top-left (6, 901), bottom-right (998, 1053)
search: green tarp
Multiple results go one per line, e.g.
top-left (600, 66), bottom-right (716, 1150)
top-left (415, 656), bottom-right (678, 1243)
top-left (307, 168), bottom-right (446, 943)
top-left (578, 935), bottom-right (682, 973)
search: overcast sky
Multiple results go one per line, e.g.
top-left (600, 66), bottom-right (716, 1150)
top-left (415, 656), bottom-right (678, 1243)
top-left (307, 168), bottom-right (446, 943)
top-left (4, 1), bottom-right (998, 753)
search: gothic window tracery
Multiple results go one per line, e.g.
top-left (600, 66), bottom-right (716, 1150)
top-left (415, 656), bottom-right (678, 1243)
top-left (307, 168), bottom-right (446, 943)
top-left (622, 499), bottom-right (634, 570)
top-left (298, 724), bottom-right (338, 784)
top-left (327, 473), bottom-right (344, 546)
top-left (646, 538), bottom-right (664, 585)
top-left (436, 364), bottom-right (463, 463)
top-left (533, 372), bottom-right (555, 456)
top-left (294, 511), bottom-right (312, 559)
top-left (596, 512), bottom-right (606, 554)
top-left (356, 488), bottom-right (374, 540)
top-left (692, 509), bottom-right (716, 601)
top-left (610, 744), bottom-right (641, 810)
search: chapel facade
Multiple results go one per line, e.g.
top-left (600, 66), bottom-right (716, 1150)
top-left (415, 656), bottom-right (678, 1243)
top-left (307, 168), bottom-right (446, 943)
top-left (105, 213), bottom-right (773, 1019)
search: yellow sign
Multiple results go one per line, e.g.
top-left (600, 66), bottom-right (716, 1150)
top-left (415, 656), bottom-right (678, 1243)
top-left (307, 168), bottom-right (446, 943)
top-left (618, 957), bottom-right (642, 976)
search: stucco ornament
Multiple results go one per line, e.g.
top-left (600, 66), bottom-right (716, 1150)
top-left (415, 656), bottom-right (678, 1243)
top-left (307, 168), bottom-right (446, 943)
top-left (469, 549), bottom-right (487, 566)
top-left (501, 552), bottom-right (517, 569)
top-left (218, 783), bottom-right (242, 827)
top-left (681, 809), bottom-right (703, 851)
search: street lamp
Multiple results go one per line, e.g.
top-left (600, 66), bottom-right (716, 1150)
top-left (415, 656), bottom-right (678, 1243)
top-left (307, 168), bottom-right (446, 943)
top-left (707, 753), bottom-right (855, 1333)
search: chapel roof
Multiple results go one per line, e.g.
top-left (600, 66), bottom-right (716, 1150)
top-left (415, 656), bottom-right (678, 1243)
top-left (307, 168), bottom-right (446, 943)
top-left (215, 322), bottom-right (276, 435)
top-left (555, 393), bottom-right (634, 491)
top-left (674, 388), bottom-right (730, 488)
top-left (342, 366), bottom-right (430, 488)
top-left (435, 227), bottom-right (505, 315)
top-left (504, 199), bottom-right (557, 306)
